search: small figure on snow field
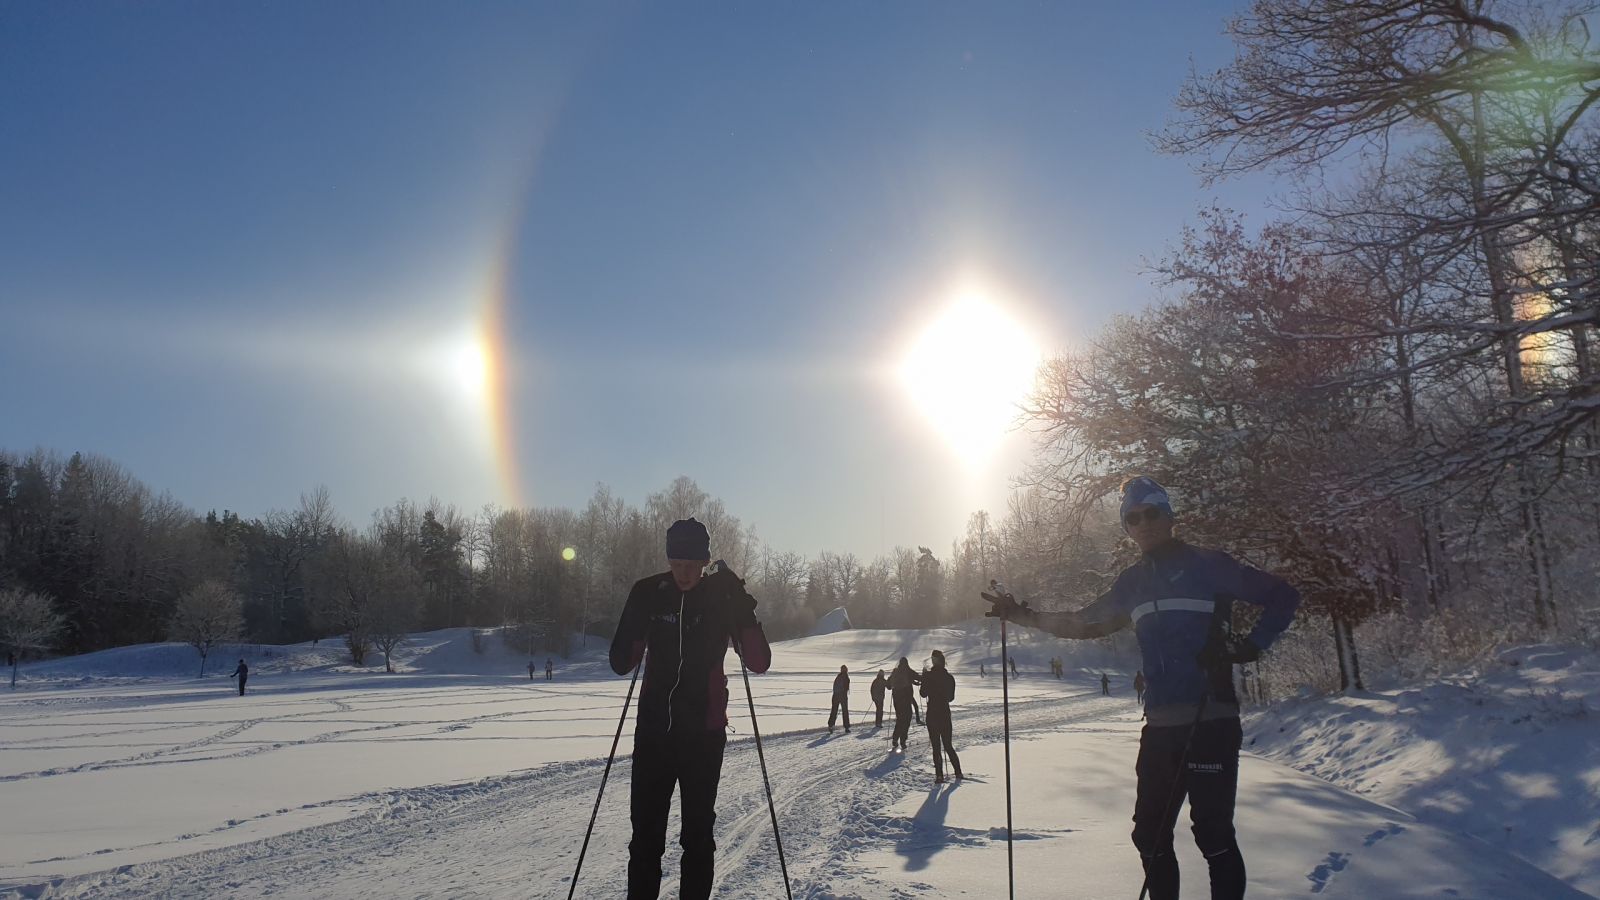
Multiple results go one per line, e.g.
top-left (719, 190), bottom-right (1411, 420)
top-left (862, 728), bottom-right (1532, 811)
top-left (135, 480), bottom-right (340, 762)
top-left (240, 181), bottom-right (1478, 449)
top-left (920, 650), bottom-right (963, 783)
top-left (528, 660), bottom-right (536, 681)
top-left (609, 518), bottom-right (772, 900)
top-left (1008, 656), bottom-right (1018, 678)
top-left (985, 476), bottom-right (1300, 900)
top-left (545, 657), bottom-right (554, 681)
top-left (1101, 672), bottom-right (1111, 696)
top-left (870, 669), bottom-right (887, 727)
top-left (1135, 669), bottom-right (1147, 704)
top-left (230, 659), bottom-right (248, 696)
top-left (828, 665), bottom-right (851, 733)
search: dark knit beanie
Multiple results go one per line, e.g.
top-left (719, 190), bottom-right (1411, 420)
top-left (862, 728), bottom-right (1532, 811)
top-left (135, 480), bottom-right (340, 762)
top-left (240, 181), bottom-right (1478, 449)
top-left (666, 517), bottom-right (711, 560)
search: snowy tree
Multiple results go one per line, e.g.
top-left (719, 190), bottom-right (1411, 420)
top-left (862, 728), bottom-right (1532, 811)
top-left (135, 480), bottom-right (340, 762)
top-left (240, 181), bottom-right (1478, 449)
top-left (0, 588), bottom-right (65, 688)
top-left (167, 580), bottom-right (244, 676)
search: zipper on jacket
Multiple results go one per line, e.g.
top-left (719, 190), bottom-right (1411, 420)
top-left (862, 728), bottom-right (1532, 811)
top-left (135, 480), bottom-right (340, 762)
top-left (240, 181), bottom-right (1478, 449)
top-left (666, 592), bottom-right (686, 732)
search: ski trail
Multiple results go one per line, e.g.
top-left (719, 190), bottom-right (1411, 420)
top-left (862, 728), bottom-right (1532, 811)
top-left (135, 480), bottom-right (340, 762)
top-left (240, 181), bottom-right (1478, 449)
top-left (17, 694), bottom-right (1125, 899)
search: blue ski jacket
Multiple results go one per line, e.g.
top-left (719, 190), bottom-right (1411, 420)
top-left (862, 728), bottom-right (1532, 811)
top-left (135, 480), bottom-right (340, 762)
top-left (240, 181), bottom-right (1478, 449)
top-left (1032, 540), bottom-right (1299, 709)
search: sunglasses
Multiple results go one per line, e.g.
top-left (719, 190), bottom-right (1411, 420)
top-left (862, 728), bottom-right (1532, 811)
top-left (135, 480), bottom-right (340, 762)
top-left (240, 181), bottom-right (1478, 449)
top-left (1123, 508), bottom-right (1168, 527)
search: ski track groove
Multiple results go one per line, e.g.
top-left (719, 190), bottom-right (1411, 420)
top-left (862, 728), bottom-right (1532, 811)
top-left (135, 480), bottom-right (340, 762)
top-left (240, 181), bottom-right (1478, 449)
top-left (4, 692), bottom-right (1129, 900)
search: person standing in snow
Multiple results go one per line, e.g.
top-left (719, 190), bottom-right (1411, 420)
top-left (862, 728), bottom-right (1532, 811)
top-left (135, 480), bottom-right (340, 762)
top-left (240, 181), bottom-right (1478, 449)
top-left (985, 476), bottom-right (1300, 900)
top-left (528, 660), bottom-right (537, 681)
top-left (888, 657), bottom-right (920, 751)
top-left (545, 658), bottom-right (554, 681)
top-left (609, 518), bottom-right (772, 900)
top-left (870, 670), bottom-right (887, 727)
top-left (980, 662), bottom-right (986, 678)
top-left (920, 650), bottom-right (963, 783)
top-left (828, 665), bottom-right (851, 733)
top-left (1101, 672), bottom-right (1111, 696)
top-left (230, 659), bottom-right (248, 696)
top-left (1134, 670), bottom-right (1147, 704)
top-left (1009, 656), bottom-right (1019, 678)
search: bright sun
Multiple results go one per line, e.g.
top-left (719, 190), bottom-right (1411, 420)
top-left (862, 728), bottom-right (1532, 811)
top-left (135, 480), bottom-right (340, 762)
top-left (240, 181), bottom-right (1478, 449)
top-left (449, 336), bottom-right (491, 403)
top-left (897, 291), bottom-right (1040, 463)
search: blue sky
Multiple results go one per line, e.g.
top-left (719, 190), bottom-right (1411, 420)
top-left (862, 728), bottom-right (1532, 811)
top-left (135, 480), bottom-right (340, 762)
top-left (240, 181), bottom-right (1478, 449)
top-left (0, 1), bottom-right (1280, 559)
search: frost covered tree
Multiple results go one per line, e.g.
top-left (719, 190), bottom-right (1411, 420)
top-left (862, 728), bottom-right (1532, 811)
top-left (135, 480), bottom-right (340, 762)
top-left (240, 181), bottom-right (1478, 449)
top-left (0, 588), bottom-right (65, 688)
top-left (167, 580), bottom-right (244, 676)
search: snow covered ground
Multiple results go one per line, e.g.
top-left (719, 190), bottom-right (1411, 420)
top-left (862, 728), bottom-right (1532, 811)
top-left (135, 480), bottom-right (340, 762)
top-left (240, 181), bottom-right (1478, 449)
top-left (0, 624), bottom-right (1592, 898)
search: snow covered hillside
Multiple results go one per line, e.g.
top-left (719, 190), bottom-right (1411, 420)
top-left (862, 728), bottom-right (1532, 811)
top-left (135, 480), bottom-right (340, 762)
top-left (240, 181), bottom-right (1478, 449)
top-left (0, 625), bottom-right (1591, 898)
top-left (1247, 643), bottom-right (1600, 897)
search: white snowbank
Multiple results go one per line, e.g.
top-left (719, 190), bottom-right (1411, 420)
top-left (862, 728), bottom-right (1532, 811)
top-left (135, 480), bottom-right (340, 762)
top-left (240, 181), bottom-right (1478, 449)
top-left (1246, 643), bottom-right (1600, 897)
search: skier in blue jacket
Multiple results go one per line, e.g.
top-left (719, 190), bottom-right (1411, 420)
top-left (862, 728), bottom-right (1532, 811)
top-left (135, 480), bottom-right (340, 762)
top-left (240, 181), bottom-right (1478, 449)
top-left (986, 476), bottom-right (1299, 900)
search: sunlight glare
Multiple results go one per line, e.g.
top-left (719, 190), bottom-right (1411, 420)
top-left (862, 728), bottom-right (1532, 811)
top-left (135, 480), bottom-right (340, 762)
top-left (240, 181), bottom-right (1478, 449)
top-left (897, 290), bottom-right (1040, 464)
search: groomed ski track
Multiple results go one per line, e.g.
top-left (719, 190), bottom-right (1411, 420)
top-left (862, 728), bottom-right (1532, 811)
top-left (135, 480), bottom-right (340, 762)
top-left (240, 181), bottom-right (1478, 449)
top-left (17, 692), bottom-right (1114, 899)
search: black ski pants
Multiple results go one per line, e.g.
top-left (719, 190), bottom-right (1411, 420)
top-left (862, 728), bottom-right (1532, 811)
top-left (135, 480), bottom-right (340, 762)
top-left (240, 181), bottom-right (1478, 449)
top-left (890, 691), bottom-right (913, 747)
top-left (926, 707), bottom-right (961, 779)
top-left (1131, 716), bottom-right (1245, 900)
top-left (628, 726), bottom-right (728, 900)
top-left (828, 693), bottom-right (850, 730)
top-left (237, 675), bottom-right (247, 696)
top-left (873, 696), bottom-right (884, 727)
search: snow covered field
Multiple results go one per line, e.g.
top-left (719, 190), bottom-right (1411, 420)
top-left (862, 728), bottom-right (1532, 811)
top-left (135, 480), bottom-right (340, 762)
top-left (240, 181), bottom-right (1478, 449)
top-left (0, 625), bottom-right (1592, 898)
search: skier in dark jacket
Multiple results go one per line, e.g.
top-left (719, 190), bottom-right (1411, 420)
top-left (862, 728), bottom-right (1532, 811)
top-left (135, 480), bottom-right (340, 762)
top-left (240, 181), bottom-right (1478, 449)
top-left (609, 519), bottom-right (772, 900)
top-left (230, 659), bottom-right (248, 696)
top-left (545, 658), bottom-right (554, 681)
top-left (870, 670), bottom-right (887, 727)
top-left (1134, 670), bottom-right (1147, 703)
top-left (919, 650), bottom-right (962, 783)
top-left (828, 665), bottom-right (851, 732)
top-left (887, 657), bottom-right (920, 750)
top-left (1101, 672), bottom-right (1111, 695)
top-left (986, 476), bottom-right (1300, 900)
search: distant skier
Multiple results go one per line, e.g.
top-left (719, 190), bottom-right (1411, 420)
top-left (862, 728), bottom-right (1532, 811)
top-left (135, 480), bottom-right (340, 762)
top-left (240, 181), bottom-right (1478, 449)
top-left (1101, 672), bottom-right (1111, 696)
top-left (545, 658), bottom-right (554, 681)
top-left (1009, 656), bottom-right (1019, 678)
top-left (1134, 670), bottom-right (1147, 703)
top-left (985, 476), bottom-right (1300, 900)
top-left (528, 660), bottom-right (537, 681)
top-left (870, 670), bottom-right (887, 727)
top-left (828, 665), bottom-right (851, 733)
top-left (887, 657), bottom-right (920, 751)
top-left (230, 659), bottom-right (248, 696)
top-left (609, 518), bottom-right (772, 900)
top-left (980, 662), bottom-right (986, 678)
top-left (920, 650), bottom-right (963, 783)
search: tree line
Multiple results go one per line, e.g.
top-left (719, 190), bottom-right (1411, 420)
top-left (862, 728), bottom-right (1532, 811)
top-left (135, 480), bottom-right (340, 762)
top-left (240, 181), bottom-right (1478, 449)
top-left (0, 451), bottom-right (1119, 672)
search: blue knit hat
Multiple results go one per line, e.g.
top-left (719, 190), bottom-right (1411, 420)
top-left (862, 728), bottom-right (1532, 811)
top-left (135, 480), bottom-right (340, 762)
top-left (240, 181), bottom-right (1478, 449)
top-left (1120, 476), bottom-right (1173, 521)
top-left (666, 518), bottom-right (711, 560)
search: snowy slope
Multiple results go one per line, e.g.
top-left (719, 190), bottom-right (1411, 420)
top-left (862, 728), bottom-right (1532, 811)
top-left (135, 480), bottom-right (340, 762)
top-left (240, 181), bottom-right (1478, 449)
top-left (1247, 643), bottom-right (1600, 897)
top-left (0, 626), bottom-right (1591, 898)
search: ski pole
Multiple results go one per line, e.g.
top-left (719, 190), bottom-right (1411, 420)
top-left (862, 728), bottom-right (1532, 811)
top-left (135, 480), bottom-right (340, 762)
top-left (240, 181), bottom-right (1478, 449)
top-left (568, 662), bottom-right (640, 900)
top-left (740, 650), bottom-right (794, 900)
top-left (999, 605), bottom-right (1016, 900)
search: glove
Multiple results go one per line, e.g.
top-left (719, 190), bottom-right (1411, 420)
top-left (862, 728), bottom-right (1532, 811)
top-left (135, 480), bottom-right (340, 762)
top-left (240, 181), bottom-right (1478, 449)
top-left (705, 560), bottom-right (757, 615)
top-left (1197, 634), bottom-right (1260, 669)
top-left (981, 581), bottom-right (1033, 622)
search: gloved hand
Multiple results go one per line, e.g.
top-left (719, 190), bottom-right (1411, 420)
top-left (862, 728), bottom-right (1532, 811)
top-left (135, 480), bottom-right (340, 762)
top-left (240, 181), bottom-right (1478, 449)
top-left (1196, 634), bottom-right (1261, 669)
top-left (705, 560), bottom-right (757, 615)
top-left (981, 581), bottom-right (1033, 622)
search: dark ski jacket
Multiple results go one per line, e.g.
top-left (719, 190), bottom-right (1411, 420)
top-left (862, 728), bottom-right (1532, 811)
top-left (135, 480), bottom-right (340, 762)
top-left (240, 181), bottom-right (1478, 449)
top-left (1029, 539), bottom-right (1299, 709)
top-left (832, 671), bottom-right (850, 698)
top-left (919, 667), bottom-right (955, 714)
top-left (610, 570), bottom-right (771, 733)
top-left (870, 674), bottom-right (887, 703)
top-left (888, 665), bottom-right (920, 699)
top-left (231, 662), bottom-right (248, 678)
